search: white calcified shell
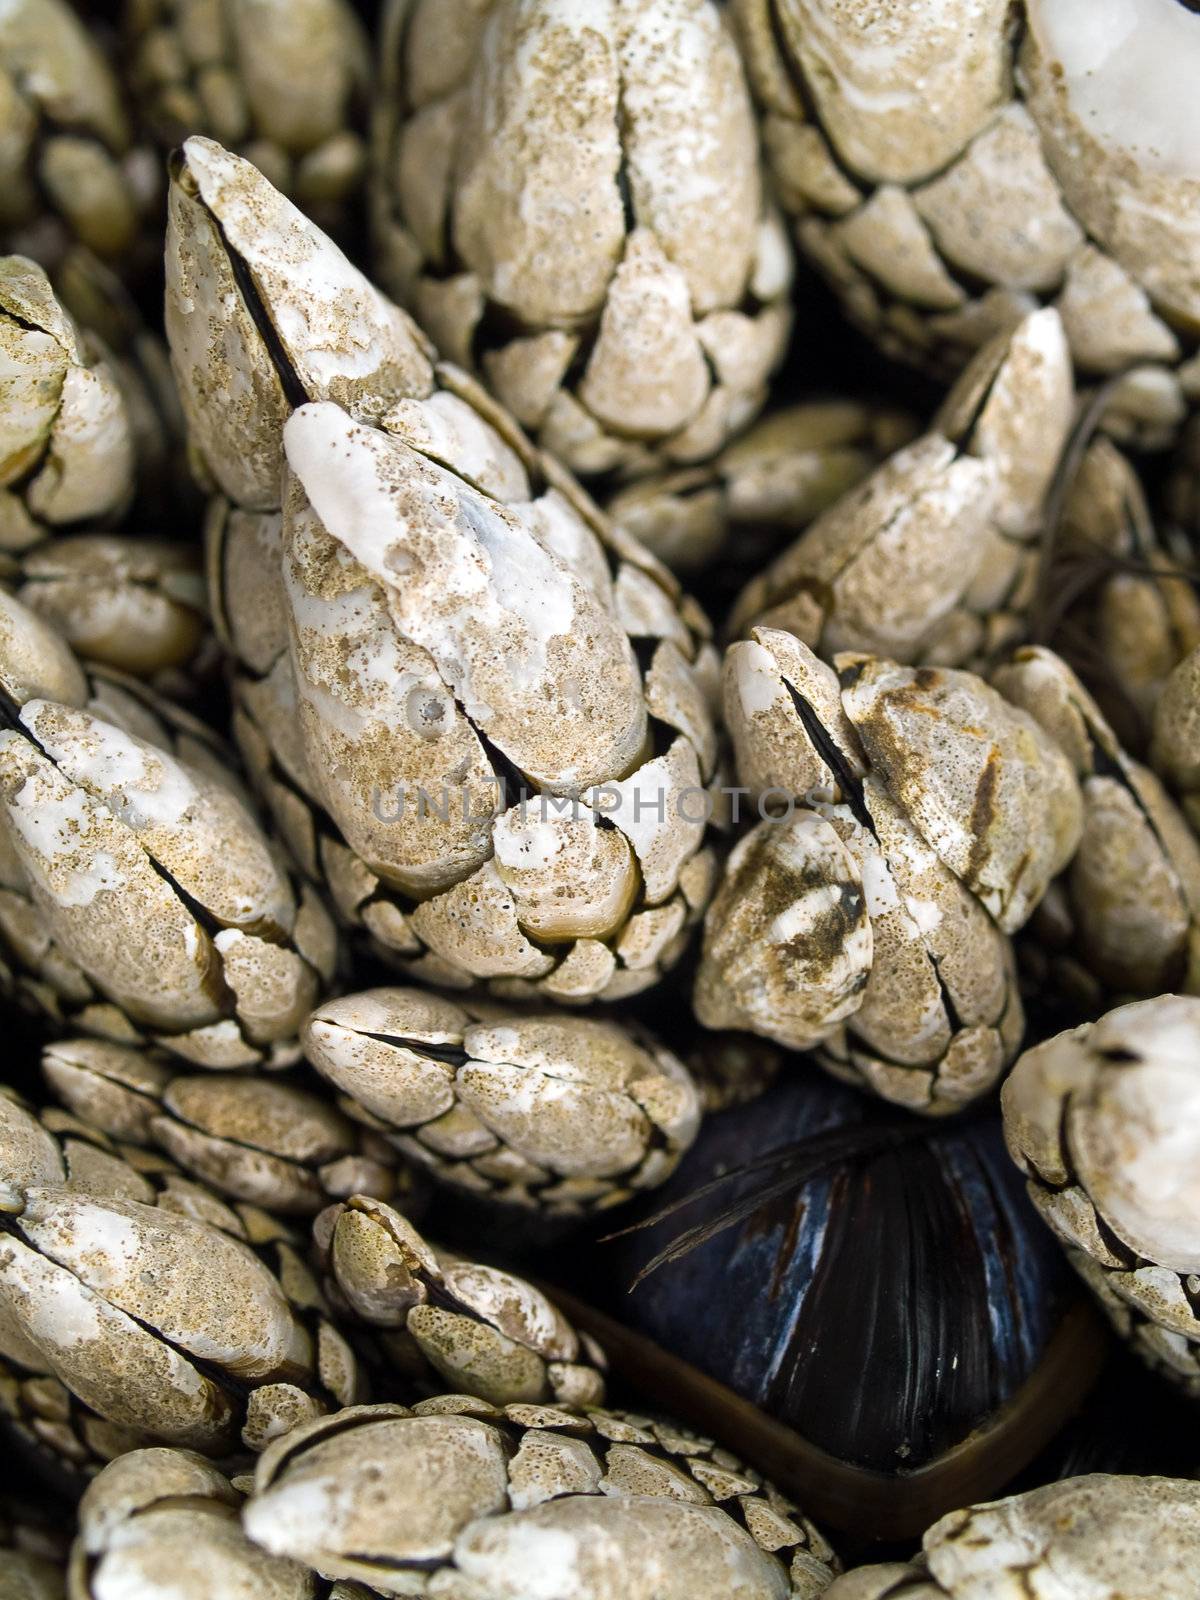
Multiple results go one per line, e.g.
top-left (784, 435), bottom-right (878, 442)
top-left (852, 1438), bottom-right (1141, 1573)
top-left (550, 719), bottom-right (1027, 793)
top-left (995, 646), bottom-right (1200, 1000)
top-left (709, 627), bottom-right (1066, 1114)
top-left (317, 1192), bottom-right (606, 1407)
top-left (0, 1186), bottom-right (312, 1453)
top-left (695, 812), bottom-right (872, 1051)
top-left (0, 592), bottom-right (335, 1065)
top-left (827, 1474), bottom-right (1200, 1599)
top-left (167, 138), bottom-right (720, 1004)
top-left (303, 989), bottom-right (701, 1213)
top-left (737, 0), bottom-right (1200, 437)
top-left (373, 0), bottom-right (793, 482)
top-left (72, 1447), bottom-right (313, 1600)
top-left (242, 1398), bottom-right (837, 1597)
top-left (1004, 996), bottom-right (1200, 1395)
top-left (731, 310), bottom-right (1074, 670)
top-left (0, 257), bottom-right (136, 549)
top-left (0, 0), bottom-right (151, 267)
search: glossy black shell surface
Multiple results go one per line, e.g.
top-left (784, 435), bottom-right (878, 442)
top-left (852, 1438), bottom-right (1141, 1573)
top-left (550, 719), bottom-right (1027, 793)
top-left (608, 1074), bottom-right (1079, 1475)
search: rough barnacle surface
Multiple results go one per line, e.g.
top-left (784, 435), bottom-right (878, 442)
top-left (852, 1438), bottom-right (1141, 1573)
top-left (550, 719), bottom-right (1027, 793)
top-left (0, 257), bottom-right (138, 553)
top-left (0, 589), bottom-right (337, 1067)
top-left (45, 241), bottom-right (196, 521)
top-left (0, 0), bottom-right (157, 270)
top-left (0, 1079), bottom-right (256, 1216)
top-left (6, 534), bottom-right (207, 681)
top-left (1003, 995), bottom-right (1200, 1397)
top-left (303, 988), bottom-right (701, 1213)
top-left (41, 1037), bottom-right (397, 1214)
top-left (0, 1083), bottom-right (370, 1463)
top-left (167, 136), bottom-right (721, 1002)
top-left (125, 0), bottom-right (370, 230)
top-left (608, 398), bottom-right (915, 574)
top-left (733, 0), bottom-right (1200, 443)
top-left (695, 812), bottom-right (870, 1050)
top-left (825, 1474), bottom-right (1200, 1598)
top-left (729, 310), bottom-right (1075, 670)
top-left (69, 1447), bottom-right (314, 1599)
top-left (372, 0), bottom-right (794, 486)
top-left (0, 1183), bottom-right (315, 1454)
top-left (315, 1193), bottom-right (608, 1408)
top-left (242, 1398), bottom-right (838, 1598)
top-left (1, 1346), bottom-right (151, 1487)
top-left (994, 646), bottom-right (1200, 1001)
top-left (706, 626), bottom-right (1080, 1111)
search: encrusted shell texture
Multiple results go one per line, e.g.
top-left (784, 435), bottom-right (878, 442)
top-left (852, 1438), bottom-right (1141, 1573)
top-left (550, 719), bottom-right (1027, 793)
top-left (41, 1037), bottom-right (396, 1214)
top-left (994, 646), bottom-right (1200, 1003)
top-left (0, 257), bottom-right (138, 553)
top-left (730, 310), bottom-right (1075, 670)
top-left (0, 1183), bottom-right (314, 1455)
top-left (735, 0), bottom-right (1200, 443)
top-left (706, 627), bottom-right (1083, 1111)
top-left (69, 1447), bottom-right (313, 1599)
top-left (607, 398), bottom-right (914, 574)
top-left (315, 1192), bottom-right (608, 1408)
top-left (303, 987), bottom-right (701, 1213)
top-left (168, 137), bottom-right (722, 1003)
top-left (373, 0), bottom-right (794, 485)
top-left (0, 0), bottom-right (156, 269)
top-left (825, 1474), bottom-right (1200, 1599)
top-left (242, 1398), bottom-right (838, 1598)
top-left (1003, 995), bottom-right (1200, 1396)
top-left (0, 590), bottom-right (337, 1066)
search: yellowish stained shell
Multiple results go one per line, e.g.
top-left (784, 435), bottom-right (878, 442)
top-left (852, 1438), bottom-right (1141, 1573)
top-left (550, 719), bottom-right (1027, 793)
top-left (0, 257), bottom-right (137, 553)
top-left (0, 1089), bottom-right (368, 1468)
top-left (827, 1474), bottom-right (1200, 1599)
top-left (41, 1037), bottom-right (396, 1215)
top-left (315, 1193), bottom-right (607, 1408)
top-left (0, 592), bottom-right (336, 1068)
top-left (167, 138), bottom-right (721, 1003)
top-left (12, 534), bottom-right (207, 680)
top-left (242, 1398), bottom-right (838, 1598)
top-left (996, 645), bottom-right (1200, 1001)
top-left (735, 0), bottom-right (1200, 443)
top-left (1152, 642), bottom-right (1200, 837)
top-left (704, 628), bottom-right (1090, 1112)
top-left (372, 0), bottom-right (793, 487)
top-left (730, 310), bottom-right (1074, 670)
top-left (608, 399), bottom-right (915, 574)
top-left (303, 987), bottom-right (701, 1214)
top-left (0, 1186), bottom-right (312, 1454)
top-left (0, 0), bottom-right (155, 268)
top-left (70, 1447), bottom-right (313, 1598)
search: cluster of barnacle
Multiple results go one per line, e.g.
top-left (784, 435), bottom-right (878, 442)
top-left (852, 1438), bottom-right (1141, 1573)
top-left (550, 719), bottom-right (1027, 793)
top-left (1, 1), bottom-right (1200, 1595)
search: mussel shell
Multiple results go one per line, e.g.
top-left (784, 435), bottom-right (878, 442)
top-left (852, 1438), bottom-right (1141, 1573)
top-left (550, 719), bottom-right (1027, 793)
top-left (593, 1075), bottom-right (1106, 1537)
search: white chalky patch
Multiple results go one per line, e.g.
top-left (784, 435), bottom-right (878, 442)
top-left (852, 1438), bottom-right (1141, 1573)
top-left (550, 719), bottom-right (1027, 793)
top-left (6, 780), bottom-right (126, 906)
top-left (1026, 0), bottom-right (1200, 178)
top-left (732, 641), bottom-right (788, 716)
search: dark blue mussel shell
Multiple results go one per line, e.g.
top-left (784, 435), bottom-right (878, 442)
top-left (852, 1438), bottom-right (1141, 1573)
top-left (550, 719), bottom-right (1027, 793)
top-left (566, 1073), bottom-right (1107, 1539)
